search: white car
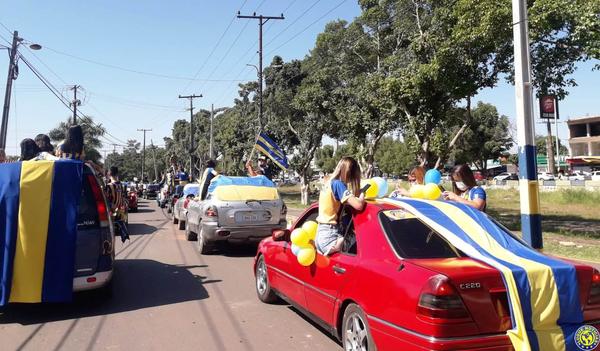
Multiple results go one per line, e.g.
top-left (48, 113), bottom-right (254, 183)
top-left (591, 171), bottom-right (600, 181)
top-left (568, 173), bottom-right (585, 181)
top-left (537, 172), bottom-right (555, 181)
top-left (493, 172), bottom-right (518, 181)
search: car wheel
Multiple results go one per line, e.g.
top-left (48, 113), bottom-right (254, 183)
top-left (342, 303), bottom-right (377, 351)
top-left (197, 227), bottom-right (215, 255)
top-left (178, 218), bottom-right (186, 230)
top-left (185, 219), bottom-right (197, 241)
top-left (255, 255), bottom-right (278, 303)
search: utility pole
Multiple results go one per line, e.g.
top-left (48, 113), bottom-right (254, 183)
top-left (1, 31), bottom-right (40, 151)
top-left (546, 119), bottom-right (556, 174)
top-left (137, 129), bottom-right (151, 183)
top-left (209, 104), bottom-right (214, 159)
top-left (70, 85), bottom-right (81, 125)
top-left (178, 94), bottom-right (202, 181)
top-left (1, 31), bottom-right (19, 150)
top-left (151, 139), bottom-right (158, 182)
top-left (237, 12), bottom-right (284, 128)
top-left (512, 0), bottom-right (542, 249)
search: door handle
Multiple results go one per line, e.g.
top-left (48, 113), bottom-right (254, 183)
top-left (333, 265), bottom-right (346, 274)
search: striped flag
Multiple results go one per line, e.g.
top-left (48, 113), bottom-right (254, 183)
top-left (254, 132), bottom-right (289, 170)
top-left (381, 197), bottom-right (585, 351)
top-left (0, 160), bottom-right (83, 305)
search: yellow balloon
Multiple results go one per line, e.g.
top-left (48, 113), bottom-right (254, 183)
top-left (302, 221), bottom-right (318, 240)
top-left (423, 183), bottom-right (442, 200)
top-left (364, 178), bottom-right (379, 199)
top-left (409, 184), bottom-right (426, 199)
top-left (297, 247), bottom-right (316, 266)
top-left (291, 228), bottom-right (310, 246)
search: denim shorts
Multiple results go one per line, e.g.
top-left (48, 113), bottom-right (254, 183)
top-left (315, 223), bottom-right (341, 255)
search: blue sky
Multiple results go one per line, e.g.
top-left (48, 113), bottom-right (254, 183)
top-left (1, 0), bottom-right (598, 157)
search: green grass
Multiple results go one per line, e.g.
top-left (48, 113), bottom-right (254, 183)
top-left (280, 184), bottom-right (600, 262)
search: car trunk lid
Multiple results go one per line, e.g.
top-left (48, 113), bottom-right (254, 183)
top-left (410, 257), bottom-right (513, 334)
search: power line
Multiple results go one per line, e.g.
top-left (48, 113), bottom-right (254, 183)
top-left (264, 0), bottom-right (321, 47)
top-left (266, 0), bottom-right (348, 57)
top-left (42, 46), bottom-right (250, 82)
top-left (17, 53), bottom-right (128, 146)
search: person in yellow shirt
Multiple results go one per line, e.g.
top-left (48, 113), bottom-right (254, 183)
top-left (315, 157), bottom-right (365, 255)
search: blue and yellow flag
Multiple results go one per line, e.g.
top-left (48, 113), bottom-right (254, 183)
top-left (381, 198), bottom-right (585, 351)
top-left (0, 160), bottom-right (83, 306)
top-left (254, 132), bottom-right (289, 170)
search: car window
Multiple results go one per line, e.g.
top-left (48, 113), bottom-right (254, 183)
top-left (378, 210), bottom-right (460, 259)
top-left (341, 218), bottom-right (357, 255)
top-left (78, 171), bottom-right (99, 227)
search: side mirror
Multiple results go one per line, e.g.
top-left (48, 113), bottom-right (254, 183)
top-left (272, 228), bottom-right (290, 242)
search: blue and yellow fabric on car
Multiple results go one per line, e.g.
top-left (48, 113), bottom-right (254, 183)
top-left (0, 160), bottom-right (83, 306)
top-left (381, 198), bottom-right (584, 351)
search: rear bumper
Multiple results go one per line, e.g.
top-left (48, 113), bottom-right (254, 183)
top-left (368, 315), bottom-right (514, 351)
top-left (73, 270), bottom-right (112, 292)
top-left (201, 220), bottom-right (287, 242)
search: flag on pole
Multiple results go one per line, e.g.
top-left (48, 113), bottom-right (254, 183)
top-left (254, 132), bottom-right (289, 170)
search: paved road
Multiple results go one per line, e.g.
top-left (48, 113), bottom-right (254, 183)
top-left (0, 200), bottom-right (340, 351)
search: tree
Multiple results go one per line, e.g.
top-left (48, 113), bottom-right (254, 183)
top-left (105, 140), bottom-right (141, 181)
top-left (374, 137), bottom-right (414, 176)
top-left (314, 145), bottom-right (337, 173)
top-left (48, 116), bottom-right (106, 163)
top-left (535, 135), bottom-right (568, 156)
top-left (452, 102), bottom-right (514, 174)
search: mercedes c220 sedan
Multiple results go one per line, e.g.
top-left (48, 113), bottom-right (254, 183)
top-left (253, 200), bottom-right (600, 351)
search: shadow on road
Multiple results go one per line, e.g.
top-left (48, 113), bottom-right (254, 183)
top-left (131, 207), bottom-right (155, 214)
top-left (219, 243), bottom-right (259, 258)
top-left (0, 259), bottom-right (220, 325)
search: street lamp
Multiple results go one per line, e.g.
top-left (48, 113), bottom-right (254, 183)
top-left (1, 30), bottom-right (42, 151)
top-left (246, 63), bottom-right (282, 129)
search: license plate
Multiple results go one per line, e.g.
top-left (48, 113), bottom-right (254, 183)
top-left (236, 211), bottom-right (267, 223)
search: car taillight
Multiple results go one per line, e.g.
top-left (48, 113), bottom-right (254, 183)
top-left (281, 202), bottom-right (287, 216)
top-left (205, 206), bottom-right (218, 217)
top-left (588, 269), bottom-right (600, 305)
top-left (87, 175), bottom-right (109, 227)
top-left (417, 275), bottom-right (471, 320)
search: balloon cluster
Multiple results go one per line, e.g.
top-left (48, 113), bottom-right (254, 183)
top-left (291, 221), bottom-right (319, 266)
top-left (360, 177), bottom-right (389, 199)
top-left (410, 169), bottom-right (443, 200)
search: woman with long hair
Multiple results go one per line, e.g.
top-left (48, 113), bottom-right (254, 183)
top-left (315, 156), bottom-right (365, 255)
top-left (442, 164), bottom-right (487, 211)
top-left (56, 125), bottom-right (85, 160)
top-left (390, 165), bottom-right (425, 197)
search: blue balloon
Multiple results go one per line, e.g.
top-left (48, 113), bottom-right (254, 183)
top-left (373, 177), bottom-right (388, 198)
top-left (424, 169), bottom-right (442, 185)
top-left (291, 244), bottom-right (301, 256)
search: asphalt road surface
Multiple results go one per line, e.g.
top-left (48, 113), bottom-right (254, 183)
top-left (0, 200), bottom-right (340, 351)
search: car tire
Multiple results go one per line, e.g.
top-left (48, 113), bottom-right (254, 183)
top-left (185, 219), bottom-right (197, 241)
top-left (197, 227), bottom-right (215, 255)
top-left (255, 255), bottom-right (278, 303)
top-left (178, 219), bottom-right (186, 230)
top-left (342, 303), bottom-right (377, 351)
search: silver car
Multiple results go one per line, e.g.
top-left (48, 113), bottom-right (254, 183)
top-left (172, 183), bottom-right (200, 231)
top-left (185, 177), bottom-right (287, 254)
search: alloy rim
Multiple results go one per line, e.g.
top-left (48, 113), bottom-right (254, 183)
top-left (345, 312), bottom-right (368, 351)
top-left (256, 259), bottom-right (267, 295)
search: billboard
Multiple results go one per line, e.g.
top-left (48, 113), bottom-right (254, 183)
top-left (540, 95), bottom-right (559, 119)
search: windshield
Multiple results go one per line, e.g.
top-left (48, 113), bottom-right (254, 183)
top-left (378, 210), bottom-right (460, 259)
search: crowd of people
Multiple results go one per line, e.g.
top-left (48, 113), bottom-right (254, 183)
top-left (2, 128), bottom-right (487, 255)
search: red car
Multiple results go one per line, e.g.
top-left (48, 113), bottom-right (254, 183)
top-left (254, 201), bottom-right (600, 351)
top-left (127, 191), bottom-right (138, 212)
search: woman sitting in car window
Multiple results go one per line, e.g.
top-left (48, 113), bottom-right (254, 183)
top-left (442, 164), bottom-right (487, 211)
top-left (315, 157), bottom-right (365, 256)
top-left (56, 125), bottom-right (85, 160)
